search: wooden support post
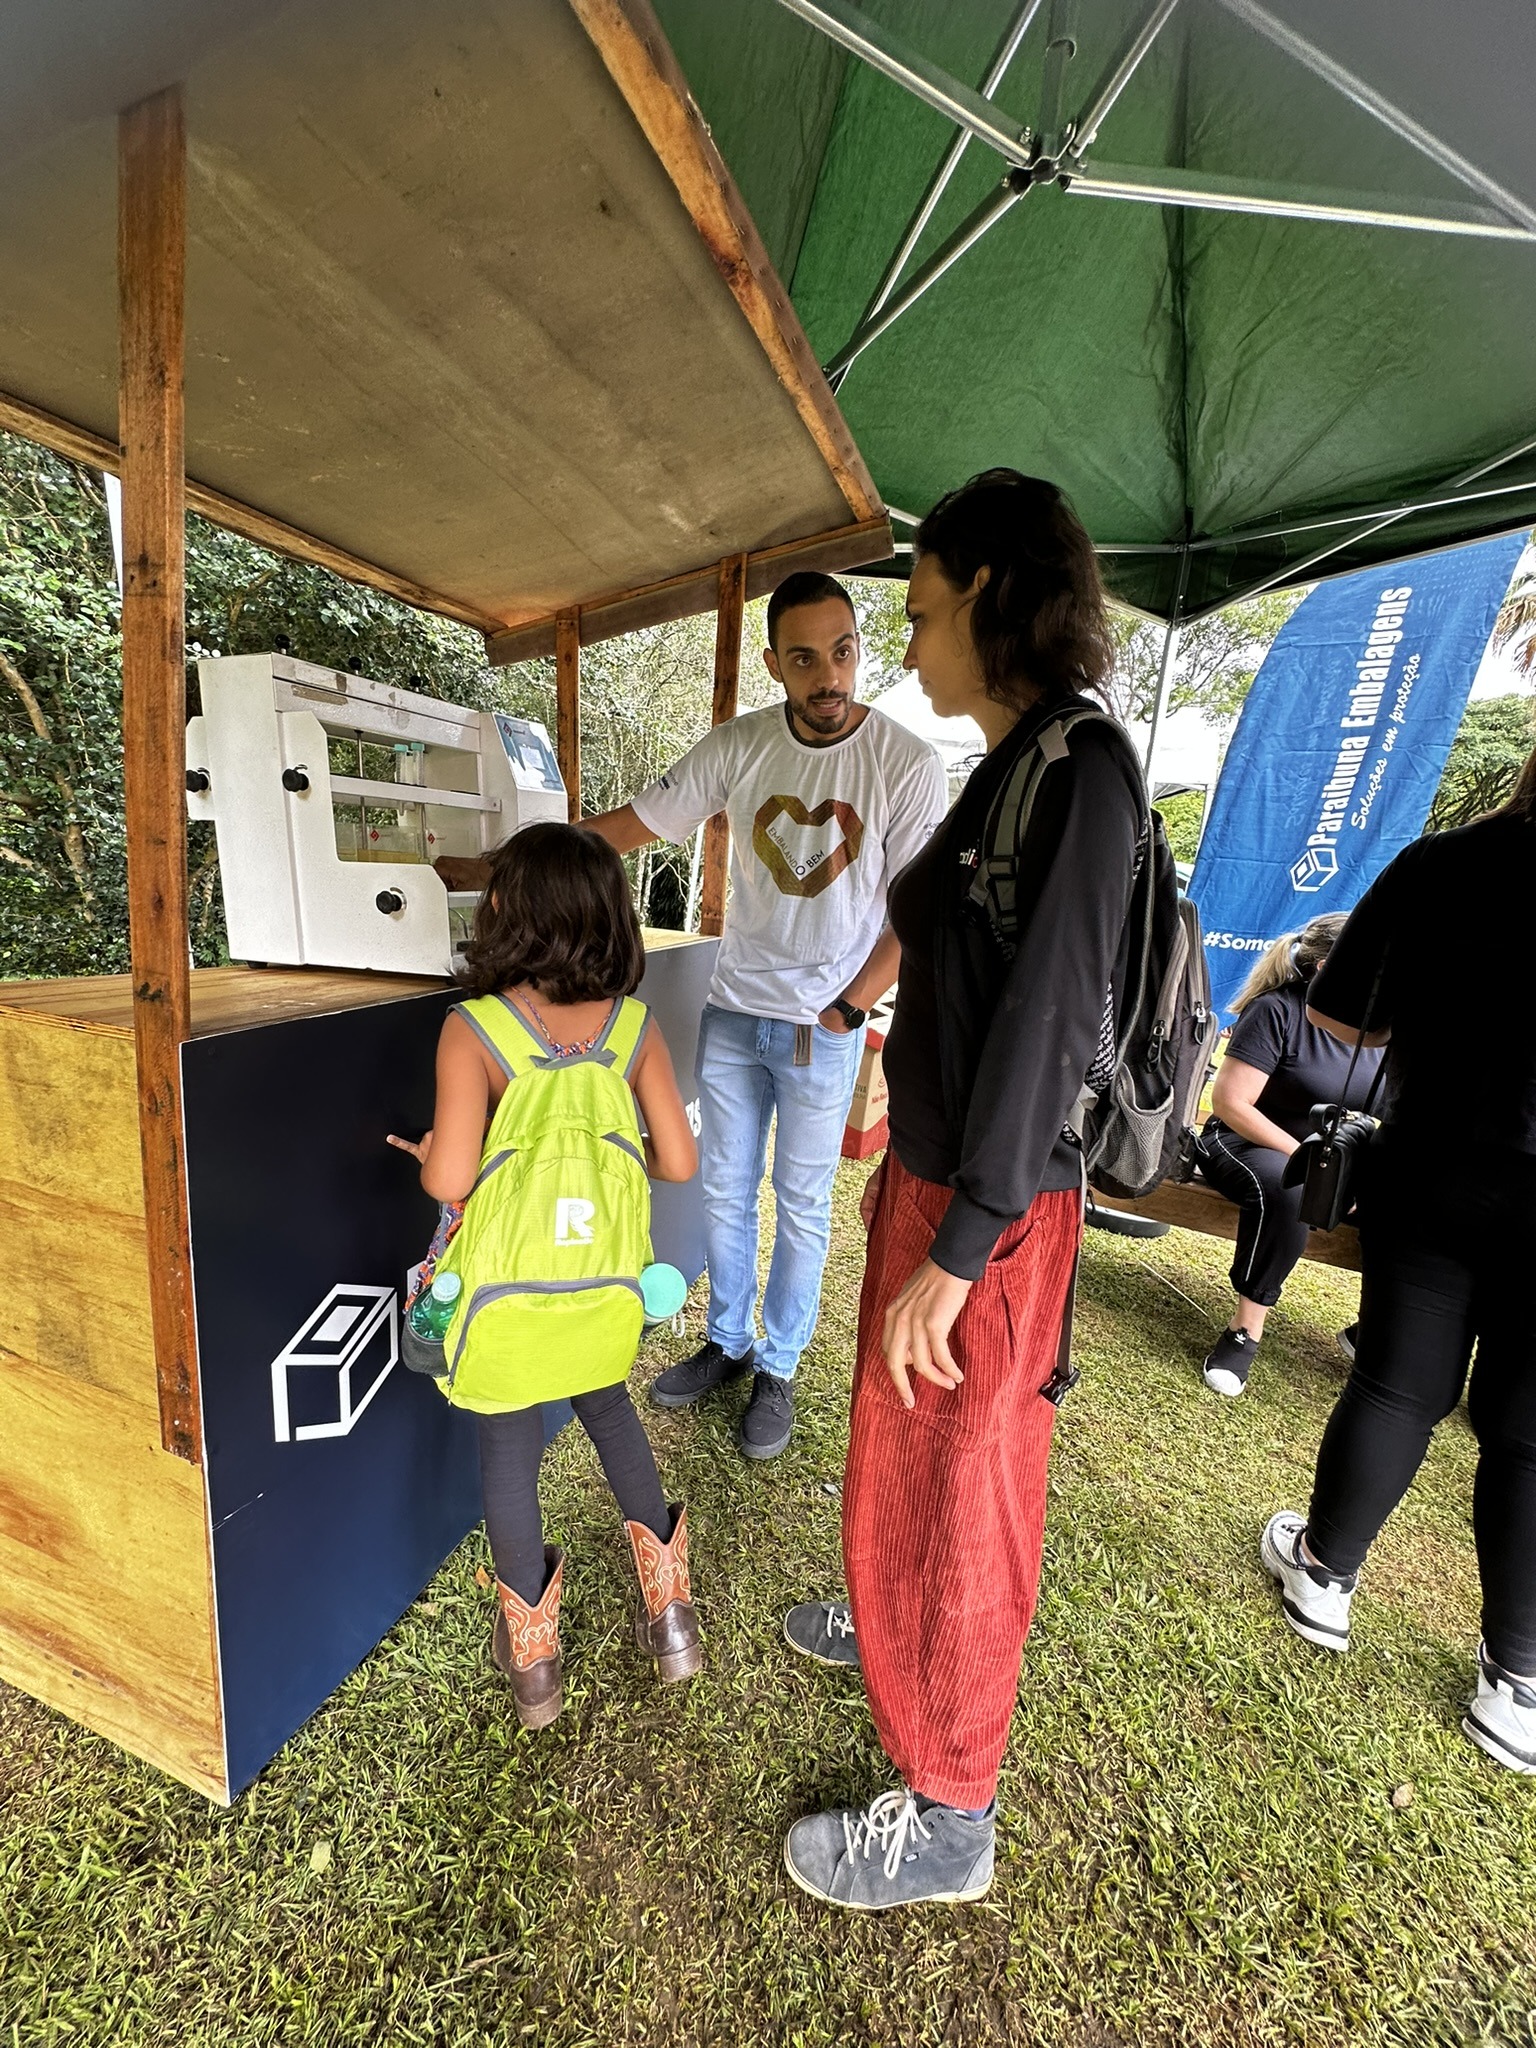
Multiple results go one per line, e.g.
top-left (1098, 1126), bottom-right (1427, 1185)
top-left (120, 86), bottom-right (199, 1463)
top-left (698, 552), bottom-right (748, 938)
top-left (555, 608), bottom-right (581, 822)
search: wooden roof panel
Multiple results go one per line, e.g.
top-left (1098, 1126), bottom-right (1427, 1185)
top-left (0, 0), bottom-right (873, 631)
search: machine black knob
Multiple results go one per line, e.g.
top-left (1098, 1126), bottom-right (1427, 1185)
top-left (272, 633), bottom-right (291, 654)
top-left (346, 656), bottom-right (364, 674)
top-left (185, 768), bottom-right (210, 794)
top-left (281, 767), bottom-right (310, 793)
top-left (376, 889), bottom-right (406, 915)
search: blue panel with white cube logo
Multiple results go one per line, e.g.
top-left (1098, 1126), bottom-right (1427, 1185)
top-left (1188, 533), bottom-right (1526, 1023)
top-left (182, 941), bottom-right (716, 1796)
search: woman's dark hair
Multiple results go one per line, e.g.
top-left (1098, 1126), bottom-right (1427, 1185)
top-left (459, 821), bottom-right (644, 1002)
top-left (915, 468), bottom-right (1114, 710)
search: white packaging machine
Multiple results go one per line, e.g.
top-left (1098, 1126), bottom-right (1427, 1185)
top-left (186, 653), bottom-right (566, 975)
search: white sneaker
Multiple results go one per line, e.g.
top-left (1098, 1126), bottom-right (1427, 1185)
top-left (1463, 1643), bottom-right (1536, 1775)
top-left (1260, 1510), bottom-right (1356, 1652)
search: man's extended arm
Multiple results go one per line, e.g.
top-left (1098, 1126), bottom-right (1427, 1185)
top-left (819, 926), bottom-right (901, 1031)
top-left (582, 804), bottom-right (661, 855)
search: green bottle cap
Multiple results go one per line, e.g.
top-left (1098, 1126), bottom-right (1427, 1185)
top-left (430, 1270), bottom-right (462, 1302)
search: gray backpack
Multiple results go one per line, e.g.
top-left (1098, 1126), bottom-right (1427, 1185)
top-left (968, 706), bottom-right (1214, 1201)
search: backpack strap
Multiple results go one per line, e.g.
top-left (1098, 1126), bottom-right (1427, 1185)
top-left (453, 995), bottom-right (550, 1082)
top-left (967, 704), bottom-right (1145, 955)
top-left (602, 997), bottom-right (650, 1080)
top-left (454, 993), bottom-right (651, 1081)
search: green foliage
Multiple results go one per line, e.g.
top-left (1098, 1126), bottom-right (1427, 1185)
top-left (1491, 562), bottom-right (1536, 678)
top-left (1427, 692), bottom-right (1536, 833)
top-left (0, 441), bottom-right (127, 976)
top-left (1111, 589), bottom-right (1306, 727)
top-left (1153, 788), bottom-right (1206, 864)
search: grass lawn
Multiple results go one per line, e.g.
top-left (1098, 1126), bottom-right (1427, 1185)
top-left (4, 1158), bottom-right (1534, 2047)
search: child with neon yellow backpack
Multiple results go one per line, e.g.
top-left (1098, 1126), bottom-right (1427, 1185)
top-left (388, 823), bottom-right (700, 1728)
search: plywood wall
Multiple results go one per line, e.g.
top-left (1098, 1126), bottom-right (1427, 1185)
top-left (0, 1006), bottom-right (225, 1800)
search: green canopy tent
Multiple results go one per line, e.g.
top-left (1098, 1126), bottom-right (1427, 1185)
top-left (650, 0), bottom-right (1536, 652)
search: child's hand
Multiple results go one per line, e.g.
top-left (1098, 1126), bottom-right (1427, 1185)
top-left (387, 1128), bottom-right (433, 1166)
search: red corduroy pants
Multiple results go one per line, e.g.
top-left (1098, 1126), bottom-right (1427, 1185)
top-left (843, 1152), bottom-right (1082, 1810)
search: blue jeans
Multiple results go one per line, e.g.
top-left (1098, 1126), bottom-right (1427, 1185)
top-left (695, 1004), bottom-right (865, 1381)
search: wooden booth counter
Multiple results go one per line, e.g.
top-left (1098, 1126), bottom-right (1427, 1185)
top-left (0, 937), bottom-right (716, 1803)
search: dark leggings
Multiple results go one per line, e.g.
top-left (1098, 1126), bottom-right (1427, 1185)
top-left (1198, 1125), bottom-right (1311, 1308)
top-left (1307, 1141), bottom-right (1536, 1672)
top-left (478, 1383), bottom-right (670, 1604)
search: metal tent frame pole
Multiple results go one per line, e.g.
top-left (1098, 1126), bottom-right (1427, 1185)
top-left (861, 0), bottom-right (1044, 330)
top-left (1142, 543), bottom-right (1190, 777)
top-left (773, 0), bottom-right (1536, 391)
top-left (1184, 428), bottom-right (1536, 619)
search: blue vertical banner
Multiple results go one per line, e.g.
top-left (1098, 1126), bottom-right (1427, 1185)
top-left (1189, 533), bottom-right (1526, 1020)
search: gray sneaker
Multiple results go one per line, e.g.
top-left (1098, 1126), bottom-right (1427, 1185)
top-left (741, 1371), bottom-right (794, 1460)
top-left (784, 1600), bottom-right (860, 1667)
top-left (784, 1788), bottom-right (995, 1911)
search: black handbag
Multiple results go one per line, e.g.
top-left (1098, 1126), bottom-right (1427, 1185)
top-left (1280, 967), bottom-right (1385, 1231)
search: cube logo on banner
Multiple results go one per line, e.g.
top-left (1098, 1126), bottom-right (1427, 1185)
top-left (270, 1284), bottom-right (399, 1443)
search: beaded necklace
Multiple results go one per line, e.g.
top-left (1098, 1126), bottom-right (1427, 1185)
top-left (516, 990), bottom-right (612, 1059)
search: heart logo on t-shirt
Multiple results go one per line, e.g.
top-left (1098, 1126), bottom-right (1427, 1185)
top-left (752, 795), bottom-right (866, 899)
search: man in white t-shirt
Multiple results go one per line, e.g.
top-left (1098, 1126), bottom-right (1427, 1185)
top-left (585, 572), bottom-right (947, 1460)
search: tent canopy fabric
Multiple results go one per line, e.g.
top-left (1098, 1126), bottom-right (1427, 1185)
top-left (0, 0), bottom-right (880, 640)
top-left (653, 0), bottom-right (1536, 619)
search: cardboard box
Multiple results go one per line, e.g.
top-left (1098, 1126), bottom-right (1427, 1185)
top-left (842, 1023), bottom-right (889, 1160)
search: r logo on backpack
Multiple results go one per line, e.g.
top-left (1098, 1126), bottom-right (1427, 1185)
top-left (554, 1198), bottom-right (596, 1245)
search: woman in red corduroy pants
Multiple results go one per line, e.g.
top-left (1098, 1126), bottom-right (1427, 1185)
top-left (783, 471), bottom-right (1144, 1911)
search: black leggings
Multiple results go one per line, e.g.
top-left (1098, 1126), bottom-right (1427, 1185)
top-left (1198, 1126), bottom-right (1311, 1309)
top-left (478, 1383), bottom-right (670, 1604)
top-left (1307, 1141), bottom-right (1536, 1672)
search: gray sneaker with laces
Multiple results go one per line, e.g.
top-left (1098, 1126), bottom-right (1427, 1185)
top-left (784, 1788), bottom-right (995, 1911)
top-left (741, 1370), bottom-right (794, 1460)
top-left (784, 1599), bottom-right (860, 1667)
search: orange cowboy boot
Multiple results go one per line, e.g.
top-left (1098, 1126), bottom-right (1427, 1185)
top-left (491, 1546), bottom-right (564, 1729)
top-left (624, 1505), bottom-right (702, 1682)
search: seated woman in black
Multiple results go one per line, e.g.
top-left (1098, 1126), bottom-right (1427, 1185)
top-left (1196, 914), bottom-right (1382, 1396)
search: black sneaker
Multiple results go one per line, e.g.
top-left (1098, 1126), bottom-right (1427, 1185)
top-left (741, 1371), bottom-right (794, 1460)
top-left (650, 1340), bottom-right (753, 1410)
top-left (1202, 1327), bottom-right (1258, 1397)
top-left (784, 1600), bottom-right (860, 1667)
top-left (1337, 1323), bottom-right (1360, 1364)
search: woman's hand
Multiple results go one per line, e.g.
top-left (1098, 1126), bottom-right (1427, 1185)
top-left (860, 1156), bottom-right (887, 1231)
top-left (387, 1128), bottom-right (433, 1166)
top-left (881, 1257), bottom-right (972, 1408)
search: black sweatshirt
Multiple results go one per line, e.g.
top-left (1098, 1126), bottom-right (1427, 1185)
top-left (883, 699), bottom-right (1143, 1279)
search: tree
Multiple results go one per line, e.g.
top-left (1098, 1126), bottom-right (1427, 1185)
top-left (1490, 555), bottom-right (1536, 677)
top-left (1426, 692), bottom-right (1536, 832)
top-left (1109, 588), bottom-right (1306, 727)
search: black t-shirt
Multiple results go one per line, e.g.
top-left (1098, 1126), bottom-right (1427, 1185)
top-left (1218, 984), bottom-right (1383, 1144)
top-left (1308, 814), bottom-right (1536, 1158)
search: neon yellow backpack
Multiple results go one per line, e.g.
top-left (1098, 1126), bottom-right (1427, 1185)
top-left (433, 993), bottom-right (652, 1413)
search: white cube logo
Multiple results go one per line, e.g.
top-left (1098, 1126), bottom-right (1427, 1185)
top-left (1290, 844), bottom-right (1339, 893)
top-left (270, 1284), bottom-right (398, 1443)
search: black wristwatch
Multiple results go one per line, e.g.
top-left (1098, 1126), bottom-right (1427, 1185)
top-left (832, 996), bottom-right (868, 1030)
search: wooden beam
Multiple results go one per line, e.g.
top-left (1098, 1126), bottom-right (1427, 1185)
top-left (555, 609), bottom-right (581, 822)
top-left (485, 513), bottom-right (893, 666)
top-left (120, 86), bottom-right (200, 1464)
top-left (699, 553), bottom-right (748, 939)
top-left (571, 0), bottom-right (882, 526)
top-left (0, 387), bottom-right (508, 638)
